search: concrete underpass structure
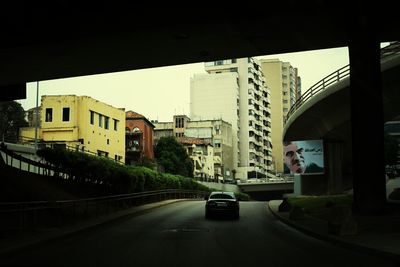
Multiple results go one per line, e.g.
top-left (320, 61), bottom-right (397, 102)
top-left (1, 3), bottom-right (400, 214)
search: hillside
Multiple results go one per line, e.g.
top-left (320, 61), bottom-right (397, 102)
top-left (0, 165), bottom-right (100, 202)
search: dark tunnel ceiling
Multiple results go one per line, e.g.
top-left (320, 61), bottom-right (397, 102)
top-left (0, 2), bottom-right (399, 88)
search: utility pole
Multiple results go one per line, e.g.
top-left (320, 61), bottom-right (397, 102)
top-left (34, 81), bottom-right (39, 153)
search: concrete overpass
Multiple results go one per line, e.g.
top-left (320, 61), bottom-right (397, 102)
top-left (237, 179), bottom-right (294, 200)
top-left (1, 3), bottom-right (399, 100)
top-left (238, 180), bottom-right (293, 192)
top-left (284, 42), bottom-right (400, 141)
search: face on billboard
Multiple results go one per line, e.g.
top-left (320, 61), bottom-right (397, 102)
top-left (283, 140), bottom-right (324, 174)
top-left (284, 142), bottom-right (306, 174)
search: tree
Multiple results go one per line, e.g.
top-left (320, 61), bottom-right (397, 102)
top-left (154, 136), bottom-right (194, 177)
top-left (0, 101), bottom-right (28, 143)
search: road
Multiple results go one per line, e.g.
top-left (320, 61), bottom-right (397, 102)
top-left (0, 200), bottom-right (397, 266)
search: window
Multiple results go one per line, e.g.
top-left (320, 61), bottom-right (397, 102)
top-left (113, 119), bottom-right (119, 131)
top-left (107, 139), bottom-right (110, 145)
top-left (215, 126), bottom-right (221, 135)
top-left (104, 116), bottom-right (109, 129)
top-left (90, 111), bottom-right (94, 125)
top-left (214, 140), bottom-right (221, 148)
top-left (175, 117), bottom-right (184, 128)
top-left (97, 150), bottom-right (108, 157)
top-left (45, 108), bottom-right (53, 122)
top-left (99, 114), bottom-right (103, 127)
top-left (62, 107), bottom-right (70, 122)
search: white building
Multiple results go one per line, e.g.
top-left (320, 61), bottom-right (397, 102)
top-left (153, 115), bottom-right (233, 181)
top-left (190, 58), bottom-right (273, 180)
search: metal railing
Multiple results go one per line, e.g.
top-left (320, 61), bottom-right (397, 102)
top-left (237, 176), bottom-right (294, 184)
top-left (0, 189), bottom-right (207, 230)
top-left (17, 135), bottom-right (125, 165)
top-left (0, 142), bottom-right (78, 179)
top-left (1, 142), bottom-right (67, 176)
top-left (284, 41), bottom-right (400, 124)
top-left (1, 144), bottom-right (209, 230)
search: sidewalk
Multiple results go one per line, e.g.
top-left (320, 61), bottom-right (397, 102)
top-left (268, 200), bottom-right (400, 261)
top-left (0, 199), bottom-right (187, 255)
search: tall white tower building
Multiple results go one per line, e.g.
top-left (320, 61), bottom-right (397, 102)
top-left (190, 58), bottom-right (273, 180)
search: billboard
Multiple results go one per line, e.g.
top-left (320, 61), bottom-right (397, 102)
top-left (184, 128), bottom-right (212, 138)
top-left (283, 139), bottom-right (324, 174)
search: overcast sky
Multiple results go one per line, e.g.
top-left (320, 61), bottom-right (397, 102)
top-left (19, 46), bottom-right (351, 122)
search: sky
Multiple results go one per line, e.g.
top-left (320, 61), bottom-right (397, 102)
top-left (19, 46), bottom-right (351, 122)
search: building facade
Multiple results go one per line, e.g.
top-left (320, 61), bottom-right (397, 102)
top-left (125, 111), bottom-right (155, 165)
top-left (190, 58), bottom-right (273, 180)
top-left (260, 59), bottom-right (301, 173)
top-left (153, 115), bottom-right (233, 180)
top-left (25, 107), bottom-right (40, 128)
top-left (178, 137), bottom-right (215, 180)
top-left (20, 95), bottom-right (125, 163)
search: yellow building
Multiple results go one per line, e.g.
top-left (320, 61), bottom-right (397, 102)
top-left (20, 95), bottom-right (125, 163)
top-left (260, 59), bottom-right (301, 174)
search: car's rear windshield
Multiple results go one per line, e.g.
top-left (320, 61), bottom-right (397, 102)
top-left (209, 194), bottom-right (235, 199)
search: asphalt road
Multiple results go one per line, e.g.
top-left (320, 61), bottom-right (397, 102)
top-left (0, 200), bottom-right (398, 267)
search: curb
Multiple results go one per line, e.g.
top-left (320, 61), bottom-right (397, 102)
top-left (0, 199), bottom-right (190, 255)
top-left (267, 201), bottom-right (400, 262)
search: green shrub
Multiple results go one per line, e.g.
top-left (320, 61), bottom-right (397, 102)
top-left (287, 195), bottom-right (353, 214)
top-left (37, 147), bottom-right (212, 195)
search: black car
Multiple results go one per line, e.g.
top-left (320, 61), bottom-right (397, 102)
top-left (205, 191), bottom-right (239, 219)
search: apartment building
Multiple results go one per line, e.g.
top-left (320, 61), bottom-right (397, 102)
top-left (153, 115), bottom-right (233, 180)
top-left (190, 58), bottom-right (273, 180)
top-left (178, 136), bottom-right (215, 180)
top-left (20, 95), bottom-right (125, 162)
top-left (125, 110), bottom-right (155, 165)
top-left (260, 59), bottom-right (301, 173)
top-left (25, 107), bottom-right (40, 128)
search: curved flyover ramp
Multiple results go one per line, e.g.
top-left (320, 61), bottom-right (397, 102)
top-left (284, 43), bottom-right (400, 142)
top-left (282, 42), bottom-right (400, 193)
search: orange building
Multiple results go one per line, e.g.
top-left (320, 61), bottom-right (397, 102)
top-left (125, 111), bottom-right (155, 165)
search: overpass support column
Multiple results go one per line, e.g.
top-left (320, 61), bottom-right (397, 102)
top-left (348, 18), bottom-right (386, 214)
top-left (325, 142), bottom-right (344, 195)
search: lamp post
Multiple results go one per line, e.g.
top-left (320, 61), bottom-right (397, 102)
top-left (34, 81), bottom-right (39, 153)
